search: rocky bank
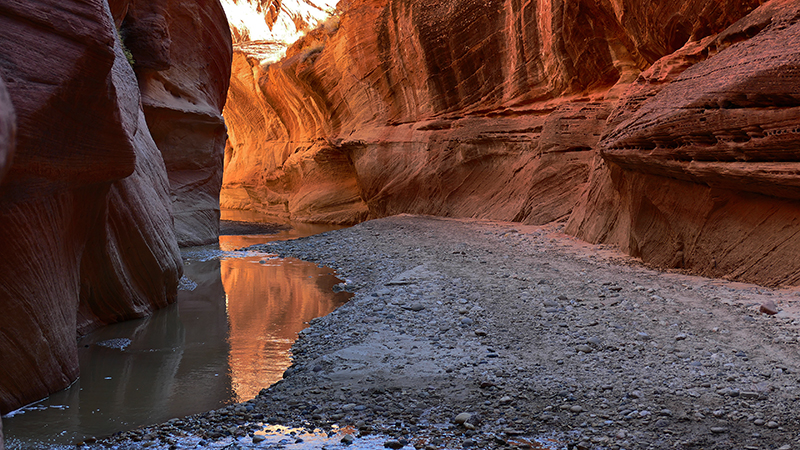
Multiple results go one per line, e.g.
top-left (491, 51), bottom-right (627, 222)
top-left (100, 215), bottom-right (800, 449)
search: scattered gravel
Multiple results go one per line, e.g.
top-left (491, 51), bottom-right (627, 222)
top-left (96, 215), bottom-right (800, 450)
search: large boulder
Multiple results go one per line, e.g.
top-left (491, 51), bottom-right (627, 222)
top-left (122, 0), bottom-right (233, 246)
top-left (0, 0), bottom-right (183, 414)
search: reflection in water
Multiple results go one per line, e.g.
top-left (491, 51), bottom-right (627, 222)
top-left (223, 256), bottom-right (350, 402)
top-left (3, 220), bottom-right (351, 448)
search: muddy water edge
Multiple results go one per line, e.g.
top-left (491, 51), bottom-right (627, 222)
top-left (2, 213), bottom-right (351, 448)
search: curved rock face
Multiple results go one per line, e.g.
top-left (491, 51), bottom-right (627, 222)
top-left (223, 0), bottom-right (800, 286)
top-left (0, 0), bottom-right (230, 414)
top-left (0, 72), bottom-right (12, 450)
top-left (121, 0), bottom-right (233, 246)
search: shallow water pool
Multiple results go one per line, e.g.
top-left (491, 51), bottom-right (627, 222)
top-left (3, 218), bottom-right (351, 448)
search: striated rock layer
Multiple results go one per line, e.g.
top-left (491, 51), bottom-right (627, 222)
top-left (566, 1), bottom-right (800, 286)
top-left (222, 0), bottom-right (800, 286)
top-left (0, 0), bottom-right (229, 414)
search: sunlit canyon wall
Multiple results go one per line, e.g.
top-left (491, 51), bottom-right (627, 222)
top-left (222, 0), bottom-right (800, 286)
top-left (0, 0), bottom-right (231, 415)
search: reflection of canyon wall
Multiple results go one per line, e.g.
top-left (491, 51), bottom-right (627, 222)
top-left (224, 0), bottom-right (800, 286)
top-left (221, 257), bottom-right (349, 401)
top-left (0, 0), bottom-right (230, 414)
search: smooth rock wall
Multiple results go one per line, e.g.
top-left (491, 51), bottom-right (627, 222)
top-left (122, 0), bottom-right (233, 246)
top-left (0, 0), bottom-right (228, 414)
top-left (0, 65), bottom-right (12, 450)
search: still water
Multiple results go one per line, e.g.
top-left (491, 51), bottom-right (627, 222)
top-left (3, 214), bottom-right (350, 448)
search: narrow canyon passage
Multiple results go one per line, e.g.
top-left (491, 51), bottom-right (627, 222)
top-left (2, 0), bottom-right (800, 449)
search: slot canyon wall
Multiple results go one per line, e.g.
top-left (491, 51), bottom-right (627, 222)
top-left (0, 0), bottom-right (231, 415)
top-left (223, 0), bottom-right (800, 286)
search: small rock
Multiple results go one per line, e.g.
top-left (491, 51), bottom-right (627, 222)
top-left (341, 434), bottom-right (355, 445)
top-left (499, 396), bottom-right (513, 405)
top-left (460, 317), bottom-right (474, 325)
top-left (675, 333), bottom-right (688, 341)
top-left (766, 421), bottom-right (779, 429)
top-left (710, 427), bottom-right (728, 434)
top-left (404, 303), bottom-right (425, 312)
top-left (570, 405), bottom-right (583, 413)
top-left (252, 435), bottom-right (266, 443)
top-left (576, 344), bottom-right (592, 353)
top-left (760, 300), bottom-right (779, 315)
top-left (474, 329), bottom-right (487, 336)
top-left (454, 412), bottom-right (473, 425)
top-left (384, 439), bottom-right (404, 449)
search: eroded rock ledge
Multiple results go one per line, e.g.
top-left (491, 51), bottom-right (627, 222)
top-left (223, 0), bottom-right (800, 286)
top-left (0, 0), bottom-right (231, 415)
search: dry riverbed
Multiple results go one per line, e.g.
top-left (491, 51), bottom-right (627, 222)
top-left (98, 215), bottom-right (800, 450)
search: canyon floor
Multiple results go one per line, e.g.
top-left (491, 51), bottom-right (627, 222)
top-left (100, 215), bottom-right (800, 450)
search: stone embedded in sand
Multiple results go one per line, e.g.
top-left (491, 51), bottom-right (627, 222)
top-left (760, 300), bottom-right (779, 316)
top-left (454, 412), bottom-right (472, 425)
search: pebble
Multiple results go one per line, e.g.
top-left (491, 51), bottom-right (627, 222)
top-left (460, 317), bottom-right (474, 325)
top-left (474, 329), bottom-right (487, 336)
top-left (760, 300), bottom-right (779, 315)
top-left (252, 435), bottom-right (266, 443)
top-left (404, 303), bottom-right (425, 312)
top-left (710, 427), bottom-right (728, 434)
top-left (766, 421), bottom-right (779, 429)
top-left (341, 434), bottom-right (355, 445)
top-left (454, 412), bottom-right (473, 424)
top-left (576, 344), bottom-right (592, 353)
top-left (384, 439), bottom-right (404, 449)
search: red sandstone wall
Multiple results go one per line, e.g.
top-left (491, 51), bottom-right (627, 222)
top-left (122, 0), bottom-right (233, 246)
top-left (223, 0), bottom-right (800, 286)
top-left (0, 0), bottom-right (230, 414)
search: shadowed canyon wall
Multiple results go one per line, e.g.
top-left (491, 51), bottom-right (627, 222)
top-left (223, 0), bottom-right (800, 286)
top-left (121, 0), bottom-right (234, 246)
top-left (0, 0), bottom-right (231, 415)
